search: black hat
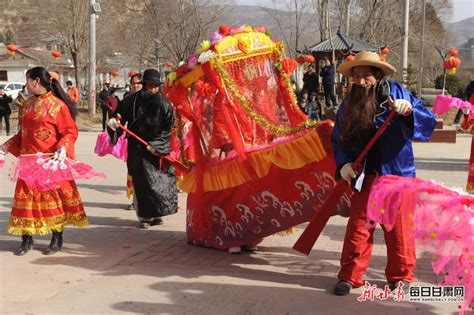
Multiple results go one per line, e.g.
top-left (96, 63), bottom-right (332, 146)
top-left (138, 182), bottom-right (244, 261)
top-left (142, 68), bottom-right (162, 85)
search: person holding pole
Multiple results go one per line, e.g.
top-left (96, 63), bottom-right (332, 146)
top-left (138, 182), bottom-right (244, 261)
top-left (107, 69), bottom-right (178, 229)
top-left (330, 51), bottom-right (436, 295)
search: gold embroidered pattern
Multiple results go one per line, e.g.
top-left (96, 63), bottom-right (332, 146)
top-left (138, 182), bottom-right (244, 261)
top-left (33, 97), bottom-right (45, 120)
top-left (8, 212), bottom-right (89, 236)
top-left (32, 92), bottom-right (63, 119)
top-left (34, 128), bottom-right (53, 141)
top-left (48, 98), bottom-right (62, 117)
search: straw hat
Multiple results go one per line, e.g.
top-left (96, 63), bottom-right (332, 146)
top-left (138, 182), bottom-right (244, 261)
top-left (337, 51), bottom-right (396, 77)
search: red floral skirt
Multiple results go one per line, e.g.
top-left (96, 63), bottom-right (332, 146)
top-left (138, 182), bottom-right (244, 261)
top-left (8, 179), bottom-right (88, 235)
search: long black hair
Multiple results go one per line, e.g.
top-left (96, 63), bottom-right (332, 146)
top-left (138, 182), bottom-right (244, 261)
top-left (26, 67), bottom-right (78, 120)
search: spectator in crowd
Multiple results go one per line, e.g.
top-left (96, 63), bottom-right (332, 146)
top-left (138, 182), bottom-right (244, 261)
top-left (66, 80), bottom-right (79, 103)
top-left (320, 57), bottom-right (337, 108)
top-left (0, 87), bottom-right (13, 136)
top-left (123, 73), bottom-right (143, 99)
top-left (14, 85), bottom-right (28, 130)
top-left (305, 91), bottom-right (323, 121)
top-left (104, 87), bottom-right (120, 116)
top-left (298, 89), bottom-right (309, 112)
top-left (302, 64), bottom-right (319, 95)
top-left (98, 83), bottom-right (110, 131)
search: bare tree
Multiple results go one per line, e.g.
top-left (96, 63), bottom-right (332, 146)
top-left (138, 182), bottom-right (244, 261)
top-left (315, 0), bottom-right (329, 41)
top-left (138, 0), bottom-right (234, 65)
top-left (48, 0), bottom-right (89, 91)
top-left (263, 0), bottom-right (317, 58)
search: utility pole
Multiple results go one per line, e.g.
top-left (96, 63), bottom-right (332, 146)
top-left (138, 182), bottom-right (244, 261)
top-left (417, 0), bottom-right (427, 98)
top-left (345, 0), bottom-right (351, 36)
top-left (401, 0), bottom-right (410, 86)
top-left (88, 0), bottom-right (99, 116)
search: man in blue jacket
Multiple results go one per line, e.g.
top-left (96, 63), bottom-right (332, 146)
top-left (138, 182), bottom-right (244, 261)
top-left (331, 51), bottom-right (436, 296)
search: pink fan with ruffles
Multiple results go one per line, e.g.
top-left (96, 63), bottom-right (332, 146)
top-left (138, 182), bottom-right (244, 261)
top-left (367, 175), bottom-right (474, 314)
top-left (12, 153), bottom-right (106, 191)
top-left (433, 94), bottom-right (472, 115)
top-left (94, 131), bottom-right (114, 156)
top-left (111, 132), bottom-right (128, 161)
top-left (94, 131), bottom-right (127, 161)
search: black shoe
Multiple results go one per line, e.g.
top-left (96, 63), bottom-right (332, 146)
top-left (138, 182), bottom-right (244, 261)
top-left (126, 203), bottom-right (135, 211)
top-left (388, 280), bottom-right (410, 291)
top-left (139, 222), bottom-right (151, 229)
top-left (44, 231), bottom-right (63, 255)
top-left (15, 235), bottom-right (33, 256)
top-left (334, 280), bottom-right (353, 296)
top-left (150, 218), bottom-right (163, 226)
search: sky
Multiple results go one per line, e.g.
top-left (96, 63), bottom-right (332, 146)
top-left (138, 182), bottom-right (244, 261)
top-left (452, 0), bottom-right (474, 22)
top-left (236, 0), bottom-right (474, 23)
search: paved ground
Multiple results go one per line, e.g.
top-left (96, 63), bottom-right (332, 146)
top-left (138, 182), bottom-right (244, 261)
top-left (0, 132), bottom-right (471, 315)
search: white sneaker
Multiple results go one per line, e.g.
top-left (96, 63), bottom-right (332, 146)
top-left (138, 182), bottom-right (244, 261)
top-left (227, 246), bottom-right (242, 254)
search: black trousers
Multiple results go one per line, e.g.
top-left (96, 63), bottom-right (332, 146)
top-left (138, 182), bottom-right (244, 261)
top-left (323, 84), bottom-right (337, 108)
top-left (101, 106), bottom-right (108, 131)
top-left (0, 110), bottom-right (10, 135)
top-left (453, 109), bottom-right (463, 124)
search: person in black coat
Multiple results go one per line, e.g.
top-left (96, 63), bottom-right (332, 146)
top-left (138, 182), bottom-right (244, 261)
top-left (107, 69), bottom-right (178, 229)
top-left (98, 83), bottom-right (110, 131)
top-left (302, 64), bottom-right (319, 94)
top-left (0, 87), bottom-right (13, 136)
top-left (320, 57), bottom-right (337, 108)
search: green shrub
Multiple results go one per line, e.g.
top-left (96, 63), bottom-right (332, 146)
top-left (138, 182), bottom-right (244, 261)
top-left (434, 73), bottom-right (470, 97)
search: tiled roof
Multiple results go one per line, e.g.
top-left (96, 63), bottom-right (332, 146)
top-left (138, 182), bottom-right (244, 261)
top-left (307, 29), bottom-right (379, 53)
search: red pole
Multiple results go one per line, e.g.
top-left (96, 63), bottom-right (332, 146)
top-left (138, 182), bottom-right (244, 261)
top-left (115, 114), bottom-right (191, 174)
top-left (293, 109), bottom-right (397, 255)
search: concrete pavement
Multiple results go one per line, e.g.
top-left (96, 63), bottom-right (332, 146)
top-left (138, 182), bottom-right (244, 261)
top-left (0, 132), bottom-right (470, 315)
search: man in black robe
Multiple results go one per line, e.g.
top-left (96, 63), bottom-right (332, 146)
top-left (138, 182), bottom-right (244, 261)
top-left (108, 69), bottom-right (178, 229)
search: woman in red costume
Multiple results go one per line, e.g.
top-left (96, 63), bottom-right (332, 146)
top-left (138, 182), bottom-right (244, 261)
top-left (0, 67), bottom-right (88, 256)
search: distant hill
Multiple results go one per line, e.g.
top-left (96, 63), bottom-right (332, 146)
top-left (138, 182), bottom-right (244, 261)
top-left (448, 16), bottom-right (474, 45)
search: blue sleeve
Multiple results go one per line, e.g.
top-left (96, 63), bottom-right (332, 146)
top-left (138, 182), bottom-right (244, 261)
top-left (389, 81), bottom-right (436, 142)
top-left (331, 102), bottom-right (355, 170)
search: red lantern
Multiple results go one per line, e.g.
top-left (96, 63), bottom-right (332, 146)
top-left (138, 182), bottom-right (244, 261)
top-left (111, 70), bottom-right (120, 77)
top-left (6, 44), bottom-right (17, 56)
top-left (165, 62), bottom-right (173, 68)
top-left (345, 54), bottom-right (355, 62)
top-left (51, 50), bottom-right (61, 59)
top-left (296, 56), bottom-right (306, 64)
top-left (448, 48), bottom-right (458, 57)
top-left (381, 47), bottom-right (390, 55)
top-left (443, 56), bottom-right (461, 75)
top-left (304, 54), bottom-right (315, 64)
top-left (128, 70), bottom-right (139, 77)
top-left (380, 56), bottom-right (386, 62)
top-left (282, 58), bottom-right (297, 74)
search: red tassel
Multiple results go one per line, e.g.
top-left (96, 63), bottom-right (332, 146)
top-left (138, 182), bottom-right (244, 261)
top-left (218, 93), bottom-right (247, 161)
